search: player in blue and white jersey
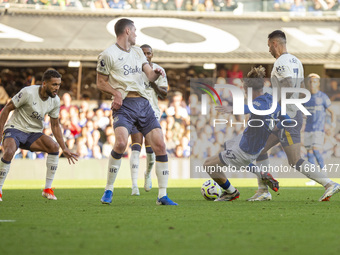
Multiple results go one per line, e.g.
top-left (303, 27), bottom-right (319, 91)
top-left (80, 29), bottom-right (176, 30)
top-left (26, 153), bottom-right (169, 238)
top-left (96, 18), bottom-right (177, 205)
top-left (304, 73), bottom-right (336, 185)
top-left (253, 30), bottom-right (340, 201)
top-left (204, 66), bottom-right (283, 201)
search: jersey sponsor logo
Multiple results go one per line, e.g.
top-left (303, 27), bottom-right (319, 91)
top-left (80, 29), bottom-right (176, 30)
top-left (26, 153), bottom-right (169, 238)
top-left (123, 65), bottom-right (142, 75)
top-left (316, 98), bottom-right (323, 105)
top-left (30, 111), bottom-right (44, 121)
top-left (18, 92), bottom-right (23, 98)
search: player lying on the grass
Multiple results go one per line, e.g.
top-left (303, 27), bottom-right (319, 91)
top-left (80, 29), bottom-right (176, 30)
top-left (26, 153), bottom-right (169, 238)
top-left (129, 44), bottom-right (168, 196)
top-left (97, 18), bottom-right (177, 205)
top-left (303, 73), bottom-right (336, 186)
top-left (0, 69), bottom-right (78, 202)
top-left (204, 66), bottom-right (285, 202)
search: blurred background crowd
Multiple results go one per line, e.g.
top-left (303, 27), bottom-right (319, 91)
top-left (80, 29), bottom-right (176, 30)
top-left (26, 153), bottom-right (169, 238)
top-left (1, 0), bottom-right (340, 14)
top-left (1, 65), bottom-right (340, 161)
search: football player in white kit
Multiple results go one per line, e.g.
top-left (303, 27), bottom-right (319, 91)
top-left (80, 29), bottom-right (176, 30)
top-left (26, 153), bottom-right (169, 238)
top-left (252, 30), bottom-right (340, 201)
top-left (96, 18), bottom-right (177, 205)
top-left (129, 44), bottom-right (168, 196)
top-left (0, 69), bottom-right (78, 201)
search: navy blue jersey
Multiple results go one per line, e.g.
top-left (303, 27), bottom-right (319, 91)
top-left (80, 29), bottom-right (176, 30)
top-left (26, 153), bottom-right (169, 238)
top-left (240, 93), bottom-right (281, 155)
top-left (304, 91), bottom-right (331, 132)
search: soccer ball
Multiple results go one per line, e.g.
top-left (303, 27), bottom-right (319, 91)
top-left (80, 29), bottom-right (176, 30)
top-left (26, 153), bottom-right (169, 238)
top-left (201, 180), bottom-right (222, 201)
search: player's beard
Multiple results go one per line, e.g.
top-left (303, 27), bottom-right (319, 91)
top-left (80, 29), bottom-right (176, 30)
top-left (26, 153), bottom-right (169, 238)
top-left (46, 88), bottom-right (56, 98)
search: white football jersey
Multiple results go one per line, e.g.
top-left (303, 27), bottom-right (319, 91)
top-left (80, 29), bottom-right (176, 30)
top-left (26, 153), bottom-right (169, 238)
top-left (142, 63), bottom-right (168, 119)
top-left (271, 53), bottom-right (304, 117)
top-left (5, 85), bottom-right (60, 133)
top-left (97, 44), bottom-right (149, 100)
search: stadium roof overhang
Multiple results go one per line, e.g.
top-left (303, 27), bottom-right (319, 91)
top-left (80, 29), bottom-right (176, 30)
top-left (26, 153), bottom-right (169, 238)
top-left (1, 8), bottom-right (340, 67)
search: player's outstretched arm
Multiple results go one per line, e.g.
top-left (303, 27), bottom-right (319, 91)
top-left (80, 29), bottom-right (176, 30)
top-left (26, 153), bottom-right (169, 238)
top-left (50, 117), bottom-right (78, 164)
top-left (0, 100), bottom-right (16, 139)
top-left (143, 64), bottom-right (164, 82)
top-left (96, 73), bottom-right (122, 110)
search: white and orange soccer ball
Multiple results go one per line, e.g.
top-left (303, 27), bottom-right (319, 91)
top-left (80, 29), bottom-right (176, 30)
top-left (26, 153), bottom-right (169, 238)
top-left (201, 179), bottom-right (222, 201)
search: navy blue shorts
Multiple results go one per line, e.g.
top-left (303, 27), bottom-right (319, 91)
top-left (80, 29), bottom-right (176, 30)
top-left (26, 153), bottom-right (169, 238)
top-left (278, 111), bottom-right (303, 147)
top-left (113, 97), bottom-right (161, 136)
top-left (3, 128), bottom-right (43, 151)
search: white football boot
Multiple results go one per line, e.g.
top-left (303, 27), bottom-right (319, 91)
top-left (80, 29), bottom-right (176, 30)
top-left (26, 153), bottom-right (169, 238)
top-left (247, 190), bottom-right (272, 201)
top-left (319, 182), bottom-right (340, 201)
top-left (131, 186), bottom-right (140, 196)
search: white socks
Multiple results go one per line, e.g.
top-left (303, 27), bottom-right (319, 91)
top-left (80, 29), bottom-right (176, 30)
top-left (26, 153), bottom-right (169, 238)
top-left (155, 156), bottom-right (169, 198)
top-left (130, 150), bottom-right (140, 188)
top-left (106, 154), bottom-right (122, 191)
top-left (146, 152), bottom-right (155, 176)
top-left (0, 158), bottom-right (11, 193)
top-left (45, 153), bottom-right (59, 189)
top-left (298, 160), bottom-right (331, 187)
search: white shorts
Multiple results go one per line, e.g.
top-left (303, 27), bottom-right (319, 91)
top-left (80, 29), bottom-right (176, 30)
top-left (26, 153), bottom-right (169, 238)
top-left (219, 135), bottom-right (260, 169)
top-left (304, 131), bottom-right (324, 149)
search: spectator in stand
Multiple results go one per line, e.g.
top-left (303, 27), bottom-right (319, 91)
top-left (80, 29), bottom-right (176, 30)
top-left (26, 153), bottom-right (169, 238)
top-left (60, 92), bottom-right (73, 112)
top-left (166, 91), bottom-right (188, 119)
top-left (108, 0), bottom-right (125, 8)
top-left (290, 0), bottom-right (306, 16)
top-left (220, 0), bottom-right (238, 11)
top-left (227, 64), bottom-right (243, 83)
top-left (327, 80), bottom-right (340, 101)
top-left (273, 0), bottom-right (293, 11)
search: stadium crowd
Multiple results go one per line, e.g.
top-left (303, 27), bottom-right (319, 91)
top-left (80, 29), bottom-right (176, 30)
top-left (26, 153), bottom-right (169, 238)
top-left (0, 66), bottom-right (340, 161)
top-left (1, 0), bottom-right (340, 13)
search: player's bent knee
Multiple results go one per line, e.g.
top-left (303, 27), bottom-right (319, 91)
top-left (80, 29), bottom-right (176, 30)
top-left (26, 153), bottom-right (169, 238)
top-left (115, 140), bottom-right (128, 152)
top-left (49, 142), bottom-right (59, 153)
top-left (3, 149), bottom-right (16, 160)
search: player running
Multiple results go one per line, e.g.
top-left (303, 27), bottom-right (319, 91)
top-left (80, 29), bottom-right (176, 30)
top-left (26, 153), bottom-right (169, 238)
top-left (304, 73), bottom-right (336, 186)
top-left (253, 30), bottom-right (340, 201)
top-left (130, 44), bottom-right (168, 196)
top-left (204, 66), bottom-right (283, 201)
top-left (96, 18), bottom-right (177, 205)
top-left (0, 69), bottom-right (78, 201)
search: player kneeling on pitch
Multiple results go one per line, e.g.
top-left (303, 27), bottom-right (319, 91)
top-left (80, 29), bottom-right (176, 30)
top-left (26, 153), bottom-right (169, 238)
top-left (204, 66), bottom-right (288, 201)
top-left (0, 69), bottom-right (78, 202)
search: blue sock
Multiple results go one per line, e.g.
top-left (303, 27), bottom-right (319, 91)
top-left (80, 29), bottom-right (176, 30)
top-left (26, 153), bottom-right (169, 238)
top-left (307, 152), bottom-right (316, 165)
top-left (220, 179), bottom-right (231, 190)
top-left (313, 150), bottom-right (325, 168)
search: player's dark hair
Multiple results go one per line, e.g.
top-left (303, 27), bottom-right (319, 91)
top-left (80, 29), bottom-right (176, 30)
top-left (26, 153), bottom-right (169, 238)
top-left (140, 44), bottom-right (152, 51)
top-left (244, 66), bottom-right (266, 91)
top-left (42, 69), bottom-right (61, 81)
top-left (114, 18), bottom-right (134, 37)
top-left (268, 30), bottom-right (286, 43)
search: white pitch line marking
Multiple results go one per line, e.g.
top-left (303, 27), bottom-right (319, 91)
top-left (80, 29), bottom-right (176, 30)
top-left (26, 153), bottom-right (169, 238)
top-left (0, 220), bottom-right (16, 222)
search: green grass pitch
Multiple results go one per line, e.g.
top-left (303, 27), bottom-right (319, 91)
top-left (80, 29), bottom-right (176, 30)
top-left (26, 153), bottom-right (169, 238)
top-left (1, 184), bottom-right (340, 255)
